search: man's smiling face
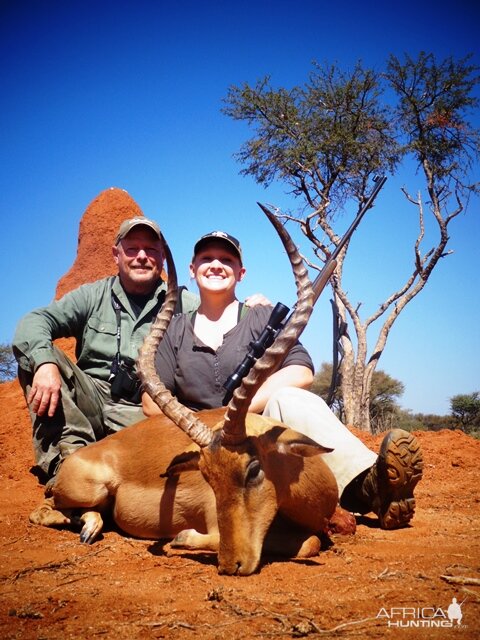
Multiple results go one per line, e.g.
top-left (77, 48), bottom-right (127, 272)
top-left (113, 227), bottom-right (164, 294)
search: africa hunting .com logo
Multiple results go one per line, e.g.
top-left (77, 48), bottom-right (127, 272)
top-left (377, 597), bottom-right (467, 629)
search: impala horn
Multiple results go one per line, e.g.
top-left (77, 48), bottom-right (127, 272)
top-left (137, 232), bottom-right (213, 447)
top-left (221, 208), bottom-right (314, 446)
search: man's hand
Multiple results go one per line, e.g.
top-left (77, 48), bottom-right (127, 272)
top-left (244, 293), bottom-right (271, 307)
top-left (28, 363), bottom-right (62, 417)
top-left (141, 391), bottom-right (161, 417)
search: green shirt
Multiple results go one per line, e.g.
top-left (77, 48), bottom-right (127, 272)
top-left (13, 276), bottom-right (199, 381)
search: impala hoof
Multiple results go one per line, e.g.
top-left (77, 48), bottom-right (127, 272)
top-left (171, 529), bottom-right (196, 548)
top-left (296, 535), bottom-right (321, 558)
top-left (78, 512), bottom-right (104, 544)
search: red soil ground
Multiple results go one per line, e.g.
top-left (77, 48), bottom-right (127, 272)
top-left (1, 189), bottom-right (478, 639)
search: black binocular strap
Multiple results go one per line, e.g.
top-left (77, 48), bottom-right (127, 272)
top-left (111, 291), bottom-right (123, 366)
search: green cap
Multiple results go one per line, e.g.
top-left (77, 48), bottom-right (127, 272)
top-left (115, 217), bottom-right (162, 245)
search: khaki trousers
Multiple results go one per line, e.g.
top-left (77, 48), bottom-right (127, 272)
top-left (18, 348), bottom-right (145, 478)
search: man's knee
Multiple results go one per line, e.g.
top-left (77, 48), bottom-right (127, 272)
top-left (17, 348), bottom-right (76, 392)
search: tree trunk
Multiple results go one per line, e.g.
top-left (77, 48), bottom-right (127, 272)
top-left (333, 292), bottom-right (370, 430)
top-left (340, 337), bottom-right (372, 431)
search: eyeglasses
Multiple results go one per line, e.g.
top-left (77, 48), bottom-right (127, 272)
top-left (121, 245), bottom-right (162, 258)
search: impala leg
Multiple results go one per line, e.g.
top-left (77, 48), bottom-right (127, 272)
top-left (262, 516), bottom-right (323, 558)
top-left (29, 496), bottom-right (73, 527)
top-left (263, 529), bottom-right (322, 558)
top-left (50, 453), bottom-right (111, 543)
top-left (171, 528), bottom-right (220, 551)
top-left (30, 497), bottom-right (105, 544)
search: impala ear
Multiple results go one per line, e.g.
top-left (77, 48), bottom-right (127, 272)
top-left (161, 450), bottom-right (201, 477)
top-left (261, 426), bottom-right (334, 458)
top-left (279, 438), bottom-right (334, 458)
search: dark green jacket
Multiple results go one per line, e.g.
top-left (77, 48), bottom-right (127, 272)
top-left (13, 276), bottom-right (198, 381)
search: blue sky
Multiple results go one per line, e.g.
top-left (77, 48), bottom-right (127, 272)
top-left (1, 0), bottom-right (478, 415)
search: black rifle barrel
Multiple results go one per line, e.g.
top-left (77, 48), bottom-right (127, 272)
top-left (221, 175), bottom-right (387, 405)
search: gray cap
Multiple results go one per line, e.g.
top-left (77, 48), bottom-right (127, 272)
top-left (115, 217), bottom-right (162, 245)
top-left (193, 231), bottom-right (242, 262)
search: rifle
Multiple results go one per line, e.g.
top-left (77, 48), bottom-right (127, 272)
top-left (222, 175), bottom-right (387, 405)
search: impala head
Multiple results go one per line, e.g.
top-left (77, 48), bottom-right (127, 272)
top-left (137, 213), bottom-right (328, 575)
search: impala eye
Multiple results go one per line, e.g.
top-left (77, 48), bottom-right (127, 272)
top-left (245, 459), bottom-right (264, 486)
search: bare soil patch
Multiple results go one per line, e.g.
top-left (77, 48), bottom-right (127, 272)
top-left (1, 378), bottom-right (479, 639)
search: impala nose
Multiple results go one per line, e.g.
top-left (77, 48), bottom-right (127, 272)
top-left (218, 556), bottom-right (260, 576)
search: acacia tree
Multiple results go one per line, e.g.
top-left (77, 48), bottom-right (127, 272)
top-left (223, 52), bottom-right (479, 432)
top-left (0, 344), bottom-right (16, 382)
top-left (311, 363), bottom-right (404, 433)
top-left (450, 392), bottom-right (480, 432)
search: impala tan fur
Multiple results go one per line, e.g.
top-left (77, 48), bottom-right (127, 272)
top-left (29, 212), bottom-right (340, 576)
